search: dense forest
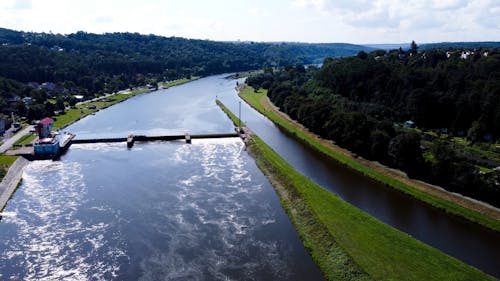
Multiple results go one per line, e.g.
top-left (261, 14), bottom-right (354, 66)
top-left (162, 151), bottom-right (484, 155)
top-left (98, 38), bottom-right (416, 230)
top-left (0, 27), bottom-right (370, 120)
top-left (247, 43), bottom-right (500, 207)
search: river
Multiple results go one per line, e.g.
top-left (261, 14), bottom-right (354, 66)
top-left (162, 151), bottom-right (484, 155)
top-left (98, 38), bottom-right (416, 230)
top-left (0, 74), bottom-right (498, 279)
top-left (0, 76), bottom-right (324, 280)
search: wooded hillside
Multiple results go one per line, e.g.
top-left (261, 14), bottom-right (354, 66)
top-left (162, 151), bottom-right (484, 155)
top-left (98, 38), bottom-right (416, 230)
top-left (247, 44), bottom-right (500, 206)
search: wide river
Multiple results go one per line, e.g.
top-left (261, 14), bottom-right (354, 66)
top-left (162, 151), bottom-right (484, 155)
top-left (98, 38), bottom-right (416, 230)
top-left (0, 76), bottom-right (324, 280)
top-left (0, 75), bottom-right (499, 279)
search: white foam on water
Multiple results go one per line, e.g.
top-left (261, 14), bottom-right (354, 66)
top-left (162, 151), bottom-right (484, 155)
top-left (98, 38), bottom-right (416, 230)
top-left (0, 211), bottom-right (16, 218)
top-left (0, 160), bottom-right (127, 280)
top-left (71, 142), bottom-right (126, 152)
top-left (136, 139), bottom-right (292, 280)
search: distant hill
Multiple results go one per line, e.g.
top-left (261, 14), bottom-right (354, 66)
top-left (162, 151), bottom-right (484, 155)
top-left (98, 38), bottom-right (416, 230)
top-left (363, 43), bottom-right (410, 50)
top-left (0, 27), bottom-right (371, 82)
top-left (0, 27), bottom-right (372, 119)
top-left (420, 42), bottom-right (500, 50)
top-left (364, 42), bottom-right (500, 51)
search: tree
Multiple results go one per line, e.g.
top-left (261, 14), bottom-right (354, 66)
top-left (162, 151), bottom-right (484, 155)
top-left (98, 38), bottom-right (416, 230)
top-left (357, 51), bottom-right (368, 60)
top-left (68, 96), bottom-right (77, 107)
top-left (430, 140), bottom-right (457, 186)
top-left (370, 129), bottom-right (391, 163)
top-left (410, 40), bottom-right (418, 54)
top-left (388, 132), bottom-right (426, 178)
top-left (467, 121), bottom-right (486, 144)
top-left (55, 97), bottom-right (65, 111)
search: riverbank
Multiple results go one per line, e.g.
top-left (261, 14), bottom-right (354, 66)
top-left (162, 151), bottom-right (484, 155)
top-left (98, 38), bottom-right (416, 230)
top-left (238, 86), bottom-right (500, 233)
top-left (54, 77), bottom-right (200, 130)
top-left (0, 77), bottom-right (199, 211)
top-left (0, 157), bottom-right (29, 211)
top-left (216, 99), bottom-right (494, 281)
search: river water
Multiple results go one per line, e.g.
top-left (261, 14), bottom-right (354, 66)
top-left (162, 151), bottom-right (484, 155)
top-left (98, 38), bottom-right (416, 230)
top-left (0, 75), bottom-right (499, 279)
top-left (0, 76), bottom-right (324, 280)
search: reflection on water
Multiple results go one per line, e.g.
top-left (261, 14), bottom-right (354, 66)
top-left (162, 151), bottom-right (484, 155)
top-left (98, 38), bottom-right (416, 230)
top-left (0, 160), bottom-right (127, 280)
top-left (0, 139), bottom-right (323, 280)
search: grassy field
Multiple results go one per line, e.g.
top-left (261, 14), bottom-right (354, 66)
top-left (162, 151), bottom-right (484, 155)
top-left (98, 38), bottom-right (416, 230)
top-left (0, 155), bottom-right (18, 166)
top-left (53, 88), bottom-right (149, 129)
top-left (159, 77), bottom-right (199, 89)
top-left (216, 100), bottom-right (494, 281)
top-left (239, 87), bottom-right (500, 233)
top-left (0, 77), bottom-right (199, 180)
top-left (53, 77), bottom-right (199, 130)
top-left (13, 134), bottom-right (36, 146)
top-left (0, 155), bottom-right (18, 181)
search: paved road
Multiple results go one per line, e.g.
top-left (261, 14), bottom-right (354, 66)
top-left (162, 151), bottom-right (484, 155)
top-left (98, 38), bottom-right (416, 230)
top-left (0, 157), bottom-right (29, 211)
top-left (0, 126), bottom-right (33, 154)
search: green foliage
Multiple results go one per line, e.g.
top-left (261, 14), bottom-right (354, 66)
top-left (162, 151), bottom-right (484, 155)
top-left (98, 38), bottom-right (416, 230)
top-left (0, 155), bottom-right (18, 181)
top-left (240, 87), bottom-right (500, 232)
top-left (13, 133), bottom-right (36, 146)
top-left (217, 99), bottom-right (494, 281)
top-left (0, 27), bottom-right (372, 121)
top-left (388, 132), bottom-right (427, 178)
top-left (249, 48), bottom-right (500, 207)
top-left (0, 155), bottom-right (17, 166)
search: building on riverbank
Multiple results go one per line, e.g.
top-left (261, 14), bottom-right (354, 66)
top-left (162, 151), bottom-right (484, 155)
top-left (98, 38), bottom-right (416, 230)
top-left (34, 117), bottom-right (60, 155)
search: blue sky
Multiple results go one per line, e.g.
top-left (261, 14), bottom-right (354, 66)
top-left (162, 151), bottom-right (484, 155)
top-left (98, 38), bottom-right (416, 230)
top-left (0, 0), bottom-right (498, 44)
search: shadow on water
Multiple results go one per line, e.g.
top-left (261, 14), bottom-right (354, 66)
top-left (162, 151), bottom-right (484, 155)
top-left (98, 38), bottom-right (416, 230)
top-left (219, 76), bottom-right (500, 278)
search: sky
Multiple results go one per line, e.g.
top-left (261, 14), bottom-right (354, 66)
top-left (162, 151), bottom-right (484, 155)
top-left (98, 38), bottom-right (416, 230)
top-left (0, 0), bottom-right (498, 44)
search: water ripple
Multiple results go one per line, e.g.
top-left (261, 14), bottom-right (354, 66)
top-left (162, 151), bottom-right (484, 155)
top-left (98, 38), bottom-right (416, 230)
top-left (0, 161), bottom-right (127, 280)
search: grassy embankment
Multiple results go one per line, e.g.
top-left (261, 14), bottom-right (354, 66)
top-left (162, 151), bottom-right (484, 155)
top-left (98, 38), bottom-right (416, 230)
top-left (0, 155), bottom-right (18, 181)
top-left (216, 100), bottom-right (494, 281)
top-left (239, 87), bottom-right (500, 233)
top-left (52, 77), bottom-right (198, 130)
top-left (158, 76), bottom-right (199, 89)
top-left (0, 78), bottom-right (198, 178)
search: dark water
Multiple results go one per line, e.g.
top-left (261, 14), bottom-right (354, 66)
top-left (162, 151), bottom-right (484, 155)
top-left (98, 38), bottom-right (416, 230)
top-left (0, 76), bottom-right (324, 280)
top-left (1, 75), bottom-right (499, 279)
top-left (216, 78), bottom-right (500, 278)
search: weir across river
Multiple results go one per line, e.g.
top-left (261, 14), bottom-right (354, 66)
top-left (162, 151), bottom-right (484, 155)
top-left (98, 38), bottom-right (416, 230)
top-left (6, 132), bottom-right (243, 159)
top-left (72, 132), bottom-right (241, 147)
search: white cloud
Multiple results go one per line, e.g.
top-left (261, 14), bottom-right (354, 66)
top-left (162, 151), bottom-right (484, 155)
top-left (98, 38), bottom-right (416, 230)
top-left (430, 0), bottom-right (468, 10)
top-left (13, 0), bottom-right (32, 9)
top-left (248, 8), bottom-right (264, 16)
top-left (291, 0), bottom-right (329, 11)
top-left (0, 0), bottom-right (32, 10)
top-left (289, 0), bottom-right (499, 35)
top-left (0, 0), bottom-right (498, 43)
top-left (95, 15), bottom-right (113, 24)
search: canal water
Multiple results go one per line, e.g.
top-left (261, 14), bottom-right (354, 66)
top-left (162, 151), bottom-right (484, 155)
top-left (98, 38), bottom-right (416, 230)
top-left (0, 76), bottom-right (324, 280)
top-left (216, 77), bottom-right (500, 278)
top-left (0, 75), bottom-right (499, 279)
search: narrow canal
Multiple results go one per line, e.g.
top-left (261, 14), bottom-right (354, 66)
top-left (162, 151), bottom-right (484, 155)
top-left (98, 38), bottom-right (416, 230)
top-left (0, 75), bottom-right (498, 279)
top-left (216, 76), bottom-right (500, 279)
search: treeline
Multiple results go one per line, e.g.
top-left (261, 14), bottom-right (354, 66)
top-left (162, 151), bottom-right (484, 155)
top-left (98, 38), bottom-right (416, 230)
top-left (0, 27), bottom-right (370, 120)
top-left (247, 45), bottom-right (500, 207)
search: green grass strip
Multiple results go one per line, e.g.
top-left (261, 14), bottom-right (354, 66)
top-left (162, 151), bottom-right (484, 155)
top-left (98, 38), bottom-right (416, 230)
top-left (0, 155), bottom-right (18, 166)
top-left (53, 77), bottom-right (198, 130)
top-left (0, 155), bottom-right (18, 181)
top-left (1, 78), bottom-right (198, 182)
top-left (217, 99), bottom-right (494, 281)
top-left (239, 87), bottom-right (500, 233)
top-left (13, 134), bottom-right (36, 146)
